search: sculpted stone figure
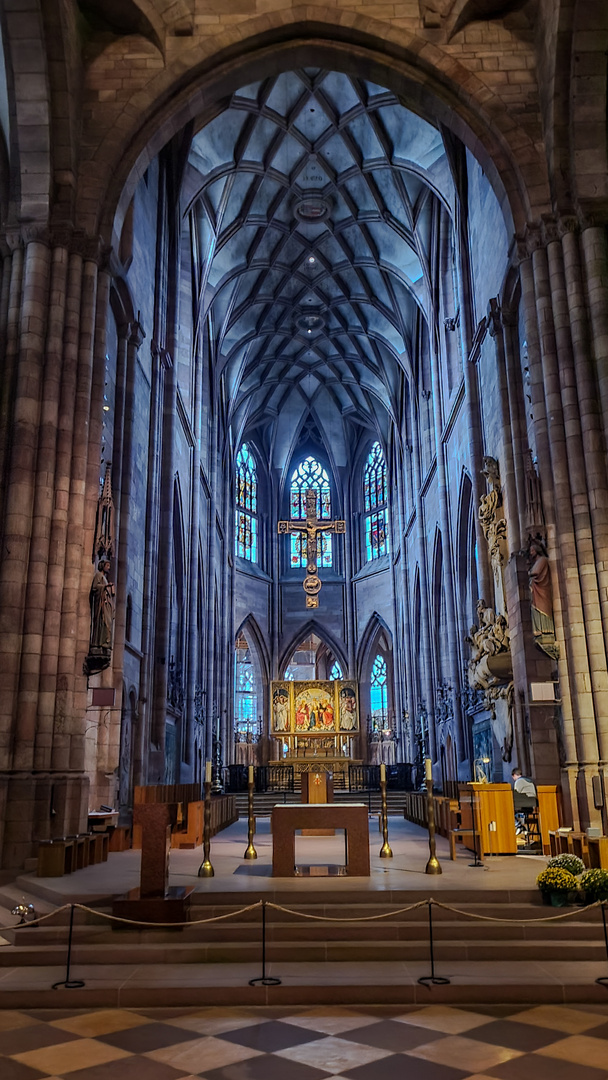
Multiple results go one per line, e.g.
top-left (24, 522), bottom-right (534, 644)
top-left (466, 599), bottom-right (512, 691)
top-left (527, 536), bottom-right (559, 660)
top-left (89, 559), bottom-right (115, 650)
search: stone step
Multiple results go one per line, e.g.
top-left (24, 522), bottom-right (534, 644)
top-left (5, 915), bottom-right (601, 948)
top-left (0, 936), bottom-right (604, 965)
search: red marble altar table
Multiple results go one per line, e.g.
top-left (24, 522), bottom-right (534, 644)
top-left (271, 803), bottom-right (370, 877)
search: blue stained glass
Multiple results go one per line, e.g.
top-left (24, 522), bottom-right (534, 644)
top-left (234, 635), bottom-right (257, 738)
top-left (364, 442), bottom-right (388, 562)
top-left (330, 660), bottom-right (343, 680)
top-left (235, 443), bottom-right (257, 561)
top-left (370, 654), bottom-right (388, 721)
top-left (290, 456), bottom-right (333, 568)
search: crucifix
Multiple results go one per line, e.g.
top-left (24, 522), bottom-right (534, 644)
top-left (278, 488), bottom-right (345, 608)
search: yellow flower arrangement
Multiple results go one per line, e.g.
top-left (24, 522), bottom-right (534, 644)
top-left (536, 866), bottom-right (577, 893)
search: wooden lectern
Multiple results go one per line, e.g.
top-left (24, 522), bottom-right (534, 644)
top-left (460, 783), bottom-right (517, 856)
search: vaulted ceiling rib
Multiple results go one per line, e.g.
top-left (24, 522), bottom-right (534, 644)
top-left (186, 68), bottom-right (455, 472)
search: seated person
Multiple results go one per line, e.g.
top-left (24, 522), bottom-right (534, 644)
top-left (511, 768), bottom-right (538, 841)
top-left (511, 768), bottom-right (536, 799)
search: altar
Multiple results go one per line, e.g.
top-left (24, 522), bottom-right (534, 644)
top-left (271, 803), bottom-right (370, 877)
top-left (270, 678), bottom-right (361, 783)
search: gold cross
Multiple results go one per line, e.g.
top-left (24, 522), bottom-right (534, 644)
top-left (278, 488), bottom-right (345, 607)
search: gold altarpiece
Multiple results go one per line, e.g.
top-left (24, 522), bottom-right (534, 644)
top-left (270, 680), bottom-right (361, 781)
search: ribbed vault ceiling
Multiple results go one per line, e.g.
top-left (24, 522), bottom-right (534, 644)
top-left (186, 68), bottom-right (456, 473)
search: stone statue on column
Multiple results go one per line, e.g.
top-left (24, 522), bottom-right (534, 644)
top-left (84, 465), bottom-right (116, 675)
top-left (527, 535), bottom-right (559, 660)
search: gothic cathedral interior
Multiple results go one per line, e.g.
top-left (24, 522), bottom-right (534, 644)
top-left (0, 0), bottom-right (607, 868)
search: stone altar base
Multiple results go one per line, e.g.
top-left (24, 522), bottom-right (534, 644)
top-left (112, 884), bottom-right (194, 925)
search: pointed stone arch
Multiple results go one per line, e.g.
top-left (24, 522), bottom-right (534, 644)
top-left (279, 619), bottom-right (348, 680)
top-left (84, 14), bottom-right (549, 246)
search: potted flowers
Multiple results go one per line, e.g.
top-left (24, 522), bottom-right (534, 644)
top-left (536, 866), bottom-right (579, 906)
top-left (580, 868), bottom-right (608, 903)
top-left (547, 853), bottom-right (585, 876)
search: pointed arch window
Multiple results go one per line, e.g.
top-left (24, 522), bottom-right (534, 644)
top-left (364, 442), bottom-right (389, 561)
top-left (290, 456), bottom-right (333, 568)
top-left (330, 660), bottom-right (343, 680)
top-left (234, 633), bottom-right (258, 738)
top-left (235, 443), bottom-right (257, 561)
top-left (370, 654), bottom-right (388, 724)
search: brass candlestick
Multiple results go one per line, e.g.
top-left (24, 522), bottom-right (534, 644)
top-left (379, 777), bottom-right (393, 858)
top-left (198, 779), bottom-right (214, 877)
top-left (425, 774), bottom-right (442, 875)
top-left (244, 775), bottom-right (257, 860)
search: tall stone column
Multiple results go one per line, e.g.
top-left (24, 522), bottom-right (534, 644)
top-left (15, 243), bottom-right (69, 764)
top-left (526, 238), bottom-right (601, 826)
top-left (428, 337), bottom-right (467, 770)
top-left (36, 250), bottom-right (83, 769)
top-left (410, 391), bottom-right (436, 764)
top-left (53, 250), bottom-right (99, 772)
top-left (0, 237), bottom-right (51, 769)
top-left (581, 226), bottom-right (608, 438)
top-left (0, 244), bottom-right (23, 518)
top-left (343, 476), bottom-right (356, 679)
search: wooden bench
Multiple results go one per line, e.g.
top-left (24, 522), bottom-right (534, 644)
top-left (37, 838), bottom-right (75, 877)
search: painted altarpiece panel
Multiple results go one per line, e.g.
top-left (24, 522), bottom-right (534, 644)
top-left (270, 680), bottom-right (359, 734)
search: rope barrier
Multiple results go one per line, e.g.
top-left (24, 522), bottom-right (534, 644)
top-left (430, 897), bottom-right (603, 924)
top-left (266, 900), bottom-right (429, 922)
top-left (1, 896), bottom-right (605, 931)
top-left (72, 900), bottom-right (263, 929)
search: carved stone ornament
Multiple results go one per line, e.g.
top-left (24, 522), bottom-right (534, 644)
top-left (479, 456), bottom-right (507, 615)
top-left (466, 599), bottom-right (512, 692)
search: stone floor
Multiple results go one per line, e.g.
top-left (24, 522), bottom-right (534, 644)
top-left (1, 1003), bottom-right (608, 1079)
top-left (20, 817), bottom-right (546, 903)
top-left (2, 818), bottom-right (607, 1007)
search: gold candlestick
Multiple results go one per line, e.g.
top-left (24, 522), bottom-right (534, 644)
top-left (198, 779), bottom-right (214, 877)
top-left (424, 758), bottom-right (442, 875)
top-left (244, 766), bottom-right (257, 860)
top-left (379, 774), bottom-right (393, 858)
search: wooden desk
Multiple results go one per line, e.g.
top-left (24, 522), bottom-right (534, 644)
top-left (461, 784), bottom-right (517, 856)
top-left (271, 803), bottom-right (370, 877)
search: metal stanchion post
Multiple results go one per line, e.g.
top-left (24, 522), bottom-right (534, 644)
top-left (198, 779), bottom-right (214, 877)
top-left (244, 767), bottom-right (257, 860)
top-left (596, 903), bottom-right (608, 986)
top-left (469, 789), bottom-right (484, 868)
top-left (249, 901), bottom-right (281, 986)
top-left (379, 773), bottom-right (393, 858)
top-left (52, 905), bottom-right (85, 989)
top-left (424, 758), bottom-right (441, 875)
top-left (418, 901), bottom-right (450, 986)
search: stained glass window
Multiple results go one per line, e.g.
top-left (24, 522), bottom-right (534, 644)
top-left (364, 442), bottom-right (389, 561)
top-left (329, 660), bottom-right (343, 680)
top-left (290, 456), bottom-right (333, 568)
top-left (234, 633), bottom-right (257, 738)
top-left (235, 443), bottom-right (257, 561)
top-left (370, 654), bottom-right (388, 725)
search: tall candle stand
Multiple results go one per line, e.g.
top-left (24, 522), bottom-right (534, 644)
top-left (198, 779), bottom-right (214, 877)
top-left (379, 767), bottom-right (393, 858)
top-left (244, 766), bottom-right (257, 860)
top-left (424, 757), bottom-right (442, 875)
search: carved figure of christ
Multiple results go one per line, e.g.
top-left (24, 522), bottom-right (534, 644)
top-left (278, 488), bottom-right (345, 607)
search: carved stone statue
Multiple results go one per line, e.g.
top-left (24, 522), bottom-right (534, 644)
top-left (84, 559), bottom-right (115, 675)
top-left (466, 599), bottom-right (512, 691)
top-left (527, 535), bottom-right (559, 660)
top-left (479, 457), bottom-right (507, 615)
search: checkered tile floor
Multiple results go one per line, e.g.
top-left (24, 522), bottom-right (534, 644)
top-left (0, 1004), bottom-right (607, 1079)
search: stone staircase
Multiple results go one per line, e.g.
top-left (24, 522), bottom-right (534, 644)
top-left (0, 883), bottom-right (604, 967)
